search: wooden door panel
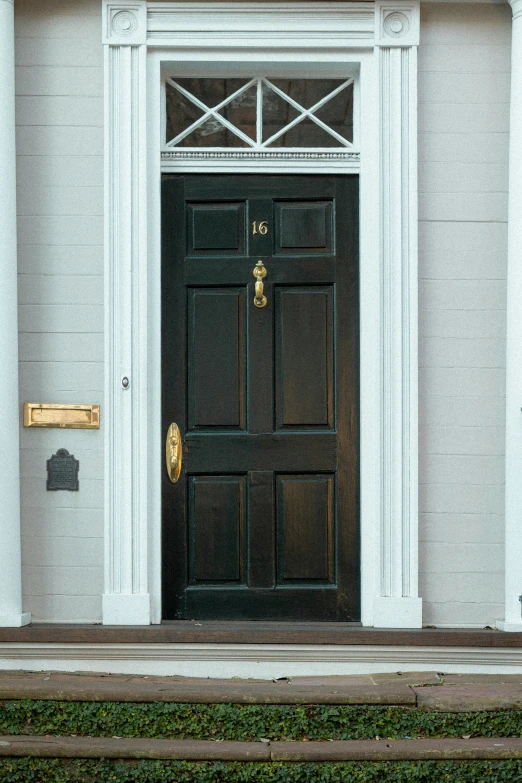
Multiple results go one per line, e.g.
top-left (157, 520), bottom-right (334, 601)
top-left (277, 474), bottom-right (335, 583)
top-left (162, 174), bottom-right (359, 622)
top-left (188, 288), bottom-right (246, 430)
top-left (183, 584), bottom-right (340, 621)
top-left (275, 201), bottom-right (333, 254)
top-left (275, 287), bottom-right (334, 430)
top-left (187, 202), bottom-right (246, 255)
top-left (248, 471), bottom-right (276, 589)
top-left (189, 475), bottom-right (246, 584)
top-left (185, 257), bottom-right (336, 286)
top-left (186, 433), bottom-right (337, 472)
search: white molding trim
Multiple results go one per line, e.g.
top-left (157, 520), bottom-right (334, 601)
top-left (147, 2), bottom-right (375, 49)
top-left (160, 150), bottom-right (361, 175)
top-left (0, 0), bottom-right (30, 628)
top-left (103, 2), bottom-right (147, 45)
top-left (501, 0), bottom-right (522, 632)
top-left (374, 1), bottom-right (421, 628)
top-left (0, 643), bottom-right (521, 677)
top-left (376, 1), bottom-right (420, 46)
top-left (103, 0), bottom-right (151, 625)
top-left (104, 0), bottom-right (421, 627)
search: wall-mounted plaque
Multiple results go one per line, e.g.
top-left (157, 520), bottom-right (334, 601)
top-left (47, 449), bottom-right (79, 491)
top-left (24, 403), bottom-right (100, 429)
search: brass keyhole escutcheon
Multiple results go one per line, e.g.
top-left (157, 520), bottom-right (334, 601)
top-left (166, 422), bottom-right (183, 483)
top-left (253, 261), bottom-right (267, 308)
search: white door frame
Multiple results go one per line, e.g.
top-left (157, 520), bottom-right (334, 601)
top-left (101, 0), bottom-right (422, 628)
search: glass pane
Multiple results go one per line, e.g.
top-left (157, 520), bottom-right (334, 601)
top-left (268, 79), bottom-right (347, 110)
top-left (267, 117), bottom-right (341, 148)
top-left (174, 78), bottom-right (249, 109)
top-left (314, 83), bottom-right (354, 143)
top-left (166, 81), bottom-right (205, 143)
top-left (262, 82), bottom-right (300, 143)
top-left (219, 84), bottom-right (258, 142)
top-left (174, 117), bottom-right (251, 148)
top-left (166, 77), bottom-right (354, 149)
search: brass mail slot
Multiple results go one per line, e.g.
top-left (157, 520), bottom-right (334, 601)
top-left (24, 403), bottom-right (100, 429)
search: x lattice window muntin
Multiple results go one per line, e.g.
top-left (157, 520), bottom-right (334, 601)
top-left (165, 77), bottom-right (355, 150)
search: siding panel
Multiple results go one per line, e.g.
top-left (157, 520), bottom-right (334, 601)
top-left (17, 156), bottom-right (103, 188)
top-left (17, 246), bottom-right (103, 276)
top-left (16, 96), bottom-right (103, 126)
top-left (418, 3), bottom-right (509, 627)
top-left (18, 275), bottom-right (103, 305)
top-left (15, 0), bottom-right (104, 623)
top-left (17, 186), bottom-right (103, 216)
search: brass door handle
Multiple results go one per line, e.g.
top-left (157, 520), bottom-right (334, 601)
top-left (166, 422), bottom-right (182, 483)
top-left (253, 261), bottom-right (267, 308)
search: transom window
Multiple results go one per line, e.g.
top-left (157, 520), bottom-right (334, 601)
top-left (165, 77), bottom-right (354, 149)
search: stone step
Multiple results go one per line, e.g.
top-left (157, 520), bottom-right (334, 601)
top-left (2, 736), bottom-right (522, 761)
top-left (0, 670), bottom-right (438, 704)
top-left (2, 671), bottom-right (522, 710)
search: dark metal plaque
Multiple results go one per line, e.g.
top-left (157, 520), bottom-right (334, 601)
top-left (47, 449), bottom-right (79, 491)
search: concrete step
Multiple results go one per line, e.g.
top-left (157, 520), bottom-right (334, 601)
top-left (2, 736), bottom-right (522, 761)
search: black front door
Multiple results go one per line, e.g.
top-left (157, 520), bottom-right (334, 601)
top-left (162, 174), bottom-right (359, 621)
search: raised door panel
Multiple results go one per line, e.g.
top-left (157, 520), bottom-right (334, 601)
top-left (189, 475), bottom-right (246, 584)
top-left (277, 474), bottom-right (335, 584)
top-left (188, 288), bottom-right (246, 430)
top-left (187, 202), bottom-right (246, 256)
top-left (275, 201), bottom-right (333, 254)
top-left (275, 287), bottom-right (334, 429)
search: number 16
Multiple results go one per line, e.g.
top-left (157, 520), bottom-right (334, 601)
top-left (252, 221), bottom-right (268, 236)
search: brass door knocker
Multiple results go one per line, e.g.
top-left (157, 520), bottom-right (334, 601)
top-left (253, 261), bottom-right (267, 308)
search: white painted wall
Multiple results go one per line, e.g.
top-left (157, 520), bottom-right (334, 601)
top-left (15, 0), bottom-right (104, 622)
top-left (418, 2), bottom-right (511, 627)
top-left (12, 0), bottom-right (512, 628)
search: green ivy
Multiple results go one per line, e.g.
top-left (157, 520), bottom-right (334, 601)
top-left (3, 759), bottom-right (522, 783)
top-left (1, 701), bottom-right (522, 741)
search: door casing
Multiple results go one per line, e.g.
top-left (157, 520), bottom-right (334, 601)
top-left (146, 52), bottom-right (384, 628)
top-left (101, 2), bottom-right (421, 629)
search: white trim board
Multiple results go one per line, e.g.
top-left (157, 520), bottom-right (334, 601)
top-left (102, 0), bottom-right (422, 629)
top-left (1, 643), bottom-right (521, 677)
top-left (502, 0), bottom-right (522, 632)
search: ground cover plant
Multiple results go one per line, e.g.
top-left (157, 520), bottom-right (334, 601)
top-left (1, 700), bottom-right (522, 741)
top-left (3, 759), bottom-right (522, 783)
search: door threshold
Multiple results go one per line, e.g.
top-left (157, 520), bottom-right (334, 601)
top-left (0, 622), bottom-right (518, 648)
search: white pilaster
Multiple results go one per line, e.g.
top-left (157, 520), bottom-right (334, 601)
top-left (373, 1), bottom-right (422, 628)
top-left (500, 0), bottom-right (522, 632)
top-left (102, 0), bottom-right (150, 625)
top-left (0, 0), bottom-right (30, 628)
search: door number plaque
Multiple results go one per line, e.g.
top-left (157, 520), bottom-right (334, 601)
top-left (47, 449), bottom-right (79, 492)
